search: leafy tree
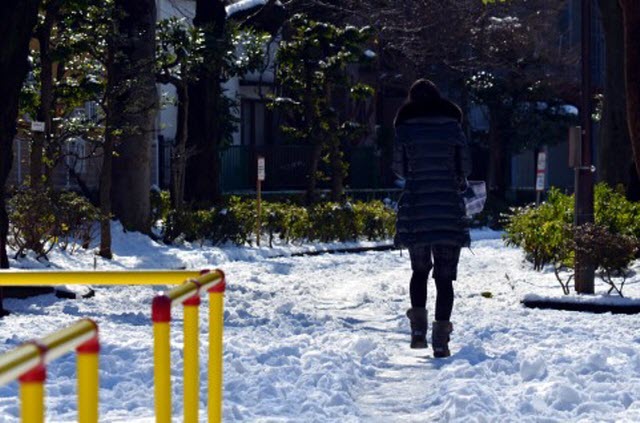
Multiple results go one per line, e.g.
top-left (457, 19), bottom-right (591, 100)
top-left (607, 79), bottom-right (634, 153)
top-left (273, 14), bottom-right (374, 202)
top-left (184, 0), bottom-right (227, 207)
top-left (465, 6), bottom-right (577, 198)
top-left (156, 18), bottom-right (205, 211)
top-left (596, 1), bottom-right (631, 190)
top-left (0, 0), bottom-right (41, 269)
top-left (619, 1), bottom-right (640, 185)
top-left (184, 0), bottom-right (270, 207)
top-left (108, 0), bottom-right (158, 237)
top-left (157, 16), bottom-right (267, 209)
top-left (18, 0), bottom-right (107, 194)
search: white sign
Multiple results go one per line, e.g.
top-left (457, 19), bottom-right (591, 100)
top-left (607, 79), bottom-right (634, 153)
top-left (31, 121), bottom-right (45, 132)
top-left (536, 151), bottom-right (547, 171)
top-left (535, 151), bottom-right (546, 192)
top-left (536, 173), bottom-right (545, 191)
top-left (257, 157), bottom-right (265, 181)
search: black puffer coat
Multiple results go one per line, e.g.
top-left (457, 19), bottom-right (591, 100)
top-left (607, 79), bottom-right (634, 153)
top-left (392, 99), bottom-right (471, 248)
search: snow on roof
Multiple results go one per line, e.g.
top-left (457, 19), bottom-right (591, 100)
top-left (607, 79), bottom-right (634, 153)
top-left (561, 105), bottom-right (578, 115)
top-left (364, 49), bottom-right (377, 58)
top-left (226, 0), bottom-right (281, 17)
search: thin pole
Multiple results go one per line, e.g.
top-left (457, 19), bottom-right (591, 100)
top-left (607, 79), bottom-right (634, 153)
top-left (183, 296), bottom-right (200, 423)
top-left (575, 0), bottom-right (595, 294)
top-left (19, 365), bottom-right (46, 423)
top-left (77, 336), bottom-right (100, 423)
top-left (257, 178), bottom-right (261, 247)
top-left (208, 281), bottom-right (225, 423)
top-left (152, 296), bottom-right (172, 423)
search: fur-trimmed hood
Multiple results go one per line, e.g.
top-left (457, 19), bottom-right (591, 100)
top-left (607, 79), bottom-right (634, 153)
top-left (394, 98), bottom-right (463, 127)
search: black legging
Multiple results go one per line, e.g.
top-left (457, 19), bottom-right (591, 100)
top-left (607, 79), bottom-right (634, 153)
top-left (410, 270), bottom-right (454, 321)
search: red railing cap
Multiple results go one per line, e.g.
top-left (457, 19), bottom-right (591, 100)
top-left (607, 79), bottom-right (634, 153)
top-left (76, 335), bottom-right (100, 354)
top-left (19, 364), bottom-right (46, 383)
top-left (208, 280), bottom-right (226, 293)
top-left (152, 294), bottom-right (172, 323)
top-left (183, 294), bottom-right (201, 306)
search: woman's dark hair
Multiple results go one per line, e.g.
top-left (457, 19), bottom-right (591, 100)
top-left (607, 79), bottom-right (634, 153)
top-left (408, 79), bottom-right (441, 104)
top-left (394, 78), bottom-right (463, 126)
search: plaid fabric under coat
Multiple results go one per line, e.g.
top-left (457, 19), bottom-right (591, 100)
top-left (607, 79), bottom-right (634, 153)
top-left (409, 245), bottom-right (461, 281)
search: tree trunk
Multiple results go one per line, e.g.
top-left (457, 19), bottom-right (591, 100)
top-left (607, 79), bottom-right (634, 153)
top-left (306, 143), bottom-right (323, 204)
top-left (620, 0), bottom-right (640, 181)
top-left (110, 0), bottom-right (158, 233)
top-left (327, 84), bottom-right (344, 201)
top-left (329, 136), bottom-right (344, 201)
top-left (0, 0), bottom-right (41, 269)
top-left (488, 107), bottom-right (507, 199)
top-left (31, 3), bottom-right (58, 187)
top-left (185, 0), bottom-right (226, 207)
top-left (99, 44), bottom-right (115, 259)
top-left (597, 0), bottom-right (632, 189)
top-left (171, 84), bottom-right (189, 210)
top-left (304, 66), bottom-right (320, 204)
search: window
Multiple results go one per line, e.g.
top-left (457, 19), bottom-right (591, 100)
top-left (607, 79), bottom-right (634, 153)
top-left (66, 139), bottom-right (86, 174)
top-left (240, 99), bottom-right (274, 146)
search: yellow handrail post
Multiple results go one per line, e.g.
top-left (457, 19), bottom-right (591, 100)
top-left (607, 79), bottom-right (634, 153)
top-left (76, 326), bottom-right (100, 423)
top-left (183, 292), bottom-right (200, 423)
top-left (19, 363), bottom-right (46, 423)
top-left (152, 295), bottom-right (172, 423)
top-left (207, 271), bottom-right (226, 423)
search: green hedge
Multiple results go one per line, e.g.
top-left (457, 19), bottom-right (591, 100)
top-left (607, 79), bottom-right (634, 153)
top-left (161, 197), bottom-right (396, 246)
top-left (503, 183), bottom-right (640, 295)
top-left (8, 187), bottom-right (102, 259)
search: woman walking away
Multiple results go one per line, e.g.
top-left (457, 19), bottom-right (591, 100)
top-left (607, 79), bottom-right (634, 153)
top-left (392, 79), bottom-right (471, 358)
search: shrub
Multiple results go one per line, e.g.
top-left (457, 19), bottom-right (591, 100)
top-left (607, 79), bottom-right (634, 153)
top-left (574, 223), bottom-right (638, 297)
top-left (308, 202), bottom-right (360, 243)
top-left (263, 202), bottom-right (309, 247)
top-left (150, 189), bottom-right (172, 225)
top-left (55, 191), bottom-right (101, 252)
top-left (8, 187), bottom-right (58, 259)
top-left (352, 201), bottom-right (396, 241)
top-left (503, 183), bottom-right (640, 295)
top-left (594, 183), bottom-right (640, 238)
top-left (160, 198), bottom-right (396, 246)
top-left (8, 187), bottom-right (101, 259)
top-left (163, 209), bottom-right (214, 245)
top-left (503, 187), bottom-right (574, 271)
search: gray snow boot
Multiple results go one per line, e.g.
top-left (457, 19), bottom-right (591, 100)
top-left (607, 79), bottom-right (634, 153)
top-left (406, 308), bottom-right (428, 349)
top-left (432, 321), bottom-right (453, 358)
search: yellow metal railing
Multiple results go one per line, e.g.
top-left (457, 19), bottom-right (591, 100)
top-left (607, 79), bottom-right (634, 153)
top-left (0, 319), bottom-right (100, 423)
top-left (0, 270), bottom-right (200, 286)
top-left (152, 269), bottom-right (226, 423)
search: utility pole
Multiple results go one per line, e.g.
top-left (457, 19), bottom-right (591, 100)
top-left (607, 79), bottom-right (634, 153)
top-left (574, 0), bottom-right (595, 294)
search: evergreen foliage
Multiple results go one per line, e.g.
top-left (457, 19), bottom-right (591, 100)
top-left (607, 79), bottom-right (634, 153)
top-left (272, 14), bottom-right (375, 202)
top-left (7, 187), bottom-right (101, 259)
top-left (503, 184), bottom-right (640, 295)
top-left (161, 196), bottom-right (395, 247)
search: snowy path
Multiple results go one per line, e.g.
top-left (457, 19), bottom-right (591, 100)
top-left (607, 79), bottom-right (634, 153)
top-left (1, 231), bottom-right (640, 421)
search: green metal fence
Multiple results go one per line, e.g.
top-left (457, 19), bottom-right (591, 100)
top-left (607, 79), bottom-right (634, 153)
top-left (220, 145), bottom-right (382, 192)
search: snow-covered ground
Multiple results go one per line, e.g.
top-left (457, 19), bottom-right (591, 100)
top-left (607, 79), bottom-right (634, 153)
top-left (1, 226), bottom-right (640, 422)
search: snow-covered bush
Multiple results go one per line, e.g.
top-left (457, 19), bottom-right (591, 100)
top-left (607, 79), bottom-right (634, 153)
top-left (150, 189), bottom-right (171, 224)
top-left (307, 202), bottom-right (360, 243)
top-left (503, 184), bottom-right (640, 295)
top-left (263, 202), bottom-right (309, 247)
top-left (503, 187), bottom-right (574, 271)
top-left (574, 223), bottom-right (638, 297)
top-left (593, 183), bottom-right (640, 238)
top-left (352, 201), bottom-right (396, 241)
top-left (160, 198), bottom-right (395, 246)
top-left (8, 187), bottom-right (101, 259)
